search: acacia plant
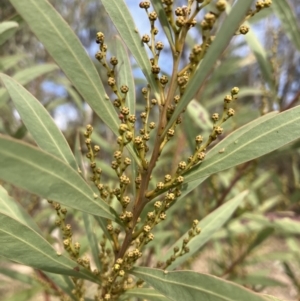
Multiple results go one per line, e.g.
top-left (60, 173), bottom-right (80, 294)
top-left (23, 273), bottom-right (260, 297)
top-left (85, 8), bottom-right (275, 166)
top-left (0, 0), bottom-right (300, 301)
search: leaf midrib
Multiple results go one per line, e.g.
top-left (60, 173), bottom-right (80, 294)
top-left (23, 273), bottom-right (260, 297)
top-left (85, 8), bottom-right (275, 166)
top-left (0, 143), bottom-right (112, 217)
top-left (28, 0), bottom-right (118, 130)
top-left (6, 78), bottom-right (71, 165)
top-left (0, 217), bottom-right (74, 270)
top-left (187, 113), bottom-right (300, 182)
top-left (134, 271), bottom-right (235, 301)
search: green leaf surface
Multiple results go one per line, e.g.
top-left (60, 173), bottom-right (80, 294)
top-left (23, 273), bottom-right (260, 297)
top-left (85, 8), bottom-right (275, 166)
top-left (82, 213), bottom-right (102, 271)
top-left (245, 227), bottom-right (274, 255)
top-left (114, 35), bottom-right (136, 115)
top-left (131, 267), bottom-right (267, 301)
top-left (8, 0), bottom-right (140, 163)
top-left (0, 213), bottom-right (98, 281)
top-left (101, 0), bottom-right (160, 98)
top-left (254, 213), bottom-right (300, 235)
top-left (3, 286), bottom-right (41, 301)
top-left (150, 1), bottom-right (174, 50)
top-left (186, 99), bottom-right (213, 131)
top-left (163, 0), bottom-right (253, 136)
top-left (213, 216), bottom-right (264, 240)
top-left (205, 87), bottom-right (263, 110)
top-left (0, 54), bottom-right (25, 72)
top-left (283, 262), bottom-right (300, 291)
top-left (0, 135), bottom-right (119, 222)
top-left (244, 28), bottom-right (276, 93)
top-left (0, 185), bottom-right (41, 234)
top-left (0, 64), bottom-right (58, 107)
top-left (163, 191), bottom-right (248, 270)
top-left (0, 74), bottom-right (78, 169)
top-left (43, 272), bottom-right (75, 297)
top-left (0, 266), bottom-right (37, 285)
top-left (225, 5), bottom-right (276, 94)
top-left (0, 21), bottom-right (18, 46)
top-left (121, 288), bottom-right (171, 301)
top-left (232, 273), bottom-right (286, 288)
top-left (272, 0), bottom-right (300, 52)
top-left (185, 107), bottom-right (300, 183)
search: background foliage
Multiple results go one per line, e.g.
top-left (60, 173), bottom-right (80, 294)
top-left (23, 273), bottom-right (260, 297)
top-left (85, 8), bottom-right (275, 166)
top-left (0, 0), bottom-right (300, 300)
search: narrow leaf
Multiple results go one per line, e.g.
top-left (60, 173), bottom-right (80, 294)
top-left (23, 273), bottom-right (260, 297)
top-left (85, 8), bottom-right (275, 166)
top-left (43, 272), bottom-right (74, 296)
top-left (121, 288), bottom-right (171, 301)
top-left (163, 191), bottom-right (248, 270)
top-left (82, 213), bottom-right (102, 271)
top-left (244, 29), bottom-right (276, 93)
top-left (9, 0), bottom-right (117, 130)
top-left (0, 21), bottom-right (18, 45)
top-left (131, 267), bottom-right (268, 301)
top-left (101, 0), bottom-right (160, 98)
top-left (0, 185), bottom-right (41, 234)
top-left (0, 267), bottom-right (37, 285)
top-left (0, 136), bottom-right (119, 222)
top-left (150, 1), bottom-right (174, 50)
top-left (0, 74), bottom-right (78, 169)
top-left (0, 64), bottom-right (58, 107)
top-left (272, 0), bottom-right (300, 52)
top-left (0, 54), bottom-right (25, 72)
top-left (186, 99), bottom-right (213, 131)
top-left (42, 272), bottom-right (75, 297)
top-left (3, 286), bottom-right (41, 301)
top-left (225, 5), bottom-right (276, 93)
top-left (205, 87), bottom-right (263, 110)
top-left (232, 273), bottom-right (286, 288)
top-left (163, 0), bottom-right (253, 135)
top-left (245, 227), bottom-right (274, 255)
top-left (114, 35), bottom-right (136, 115)
top-left (185, 106), bottom-right (300, 183)
top-left (0, 213), bottom-right (98, 281)
top-left (9, 0), bottom-right (139, 164)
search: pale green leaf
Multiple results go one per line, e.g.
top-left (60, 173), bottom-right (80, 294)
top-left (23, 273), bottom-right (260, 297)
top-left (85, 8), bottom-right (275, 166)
top-left (82, 213), bottom-right (102, 271)
top-left (114, 35), bottom-right (136, 115)
top-left (3, 286), bottom-right (41, 301)
top-left (9, 0), bottom-right (139, 164)
top-left (184, 107), bottom-right (300, 183)
top-left (43, 272), bottom-right (75, 297)
top-left (150, 1), bottom-right (174, 51)
top-left (9, 0), bottom-right (116, 129)
top-left (113, 35), bottom-right (137, 194)
top-left (0, 54), bottom-right (25, 72)
top-left (73, 132), bottom-right (115, 247)
top-left (0, 74), bottom-right (78, 169)
top-left (0, 136), bottom-right (119, 222)
top-left (186, 99), bottom-right (213, 131)
top-left (272, 0), bottom-right (300, 52)
top-left (131, 267), bottom-right (268, 301)
top-left (0, 185), bottom-right (41, 234)
top-left (163, 0), bottom-right (254, 136)
top-left (234, 212), bottom-right (300, 235)
top-left (101, 0), bottom-right (160, 98)
top-left (0, 213), bottom-right (98, 281)
top-left (121, 288), bottom-right (171, 301)
top-left (225, 5), bottom-right (276, 93)
top-left (244, 29), bottom-right (276, 93)
top-left (0, 266), bottom-right (37, 285)
top-left (0, 21), bottom-right (18, 45)
top-left (163, 191), bottom-right (248, 270)
top-left (0, 64), bottom-right (58, 107)
top-left (232, 273), bottom-right (287, 288)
